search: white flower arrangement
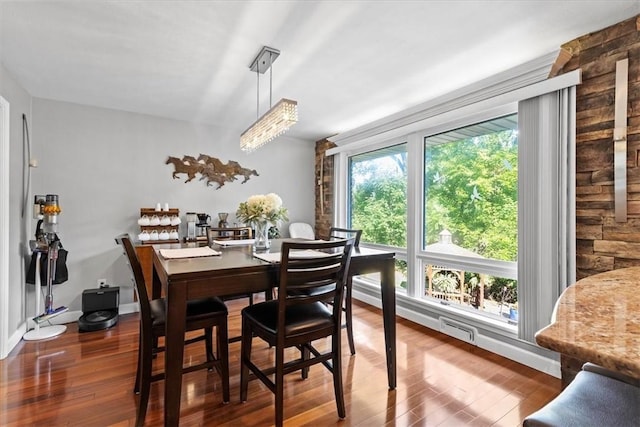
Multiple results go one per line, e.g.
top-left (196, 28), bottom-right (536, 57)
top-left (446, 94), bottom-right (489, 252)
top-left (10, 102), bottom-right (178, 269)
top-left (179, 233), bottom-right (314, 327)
top-left (236, 193), bottom-right (288, 225)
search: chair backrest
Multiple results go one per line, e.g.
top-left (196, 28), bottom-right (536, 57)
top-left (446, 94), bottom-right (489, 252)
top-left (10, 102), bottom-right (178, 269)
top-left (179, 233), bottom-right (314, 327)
top-left (328, 227), bottom-right (362, 247)
top-left (288, 222), bottom-right (315, 240)
top-left (115, 234), bottom-right (152, 326)
top-left (207, 226), bottom-right (253, 243)
top-left (277, 240), bottom-right (353, 337)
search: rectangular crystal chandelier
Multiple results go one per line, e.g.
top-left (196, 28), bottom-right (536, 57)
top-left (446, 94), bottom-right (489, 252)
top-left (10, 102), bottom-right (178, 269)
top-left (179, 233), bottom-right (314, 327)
top-left (240, 98), bottom-right (298, 152)
top-left (240, 46), bottom-right (298, 152)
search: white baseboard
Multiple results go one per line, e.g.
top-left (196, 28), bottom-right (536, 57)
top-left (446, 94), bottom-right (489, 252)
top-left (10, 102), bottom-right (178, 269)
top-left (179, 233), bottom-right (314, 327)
top-left (352, 288), bottom-right (383, 310)
top-left (5, 321), bottom-right (26, 358)
top-left (475, 333), bottom-right (560, 377)
top-left (24, 302), bottom-right (139, 331)
top-left (118, 302), bottom-right (140, 315)
top-left (352, 289), bottom-right (561, 378)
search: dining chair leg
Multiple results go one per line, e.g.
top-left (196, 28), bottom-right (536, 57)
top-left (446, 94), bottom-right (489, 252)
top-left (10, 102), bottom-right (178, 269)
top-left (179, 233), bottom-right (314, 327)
top-left (217, 320), bottom-right (230, 403)
top-left (134, 330), bottom-right (142, 394)
top-left (136, 332), bottom-right (153, 427)
top-left (205, 326), bottom-right (214, 369)
top-left (240, 317), bottom-right (252, 402)
top-left (301, 344), bottom-right (310, 379)
top-left (345, 279), bottom-right (356, 355)
top-left (332, 332), bottom-right (346, 419)
top-left (275, 345), bottom-right (285, 427)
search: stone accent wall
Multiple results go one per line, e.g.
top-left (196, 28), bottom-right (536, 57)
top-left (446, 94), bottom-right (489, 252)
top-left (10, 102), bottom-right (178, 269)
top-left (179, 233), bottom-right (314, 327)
top-left (557, 15), bottom-right (640, 279)
top-left (315, 139), bottom-right (337, 239)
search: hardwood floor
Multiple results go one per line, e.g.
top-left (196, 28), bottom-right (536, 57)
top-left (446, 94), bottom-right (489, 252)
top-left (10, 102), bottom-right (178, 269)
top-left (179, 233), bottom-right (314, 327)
top-left (0, 299), bottom-right (560, 426)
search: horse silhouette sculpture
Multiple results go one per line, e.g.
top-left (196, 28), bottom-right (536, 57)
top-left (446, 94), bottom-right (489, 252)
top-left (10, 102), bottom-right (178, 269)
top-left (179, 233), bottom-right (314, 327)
top-left (226, 160), bottom-right (259, 183)
top-left (166, 156), bottom-right (199, 183)
top-left (166, 154), bottom-right (259, 189)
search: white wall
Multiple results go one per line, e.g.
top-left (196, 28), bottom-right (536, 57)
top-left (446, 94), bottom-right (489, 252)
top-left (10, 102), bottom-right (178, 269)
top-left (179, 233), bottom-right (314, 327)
top-left (29, 98), bottom-right (315, 311)
top-left (0, 63), bottom-right (32, 355)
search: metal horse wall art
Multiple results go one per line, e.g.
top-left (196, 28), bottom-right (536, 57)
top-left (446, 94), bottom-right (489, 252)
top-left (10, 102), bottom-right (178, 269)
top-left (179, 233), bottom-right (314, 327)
top-left (165, 154), bottom-right (259, 189)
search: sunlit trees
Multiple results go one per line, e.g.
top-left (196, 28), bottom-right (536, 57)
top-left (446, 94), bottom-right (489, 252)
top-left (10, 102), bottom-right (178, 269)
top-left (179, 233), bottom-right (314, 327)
top-left (350, 149), bottom-right (407, 248)
top-left (350, 127), bottom-right (519, 306)
top-left (424, 130), bottom-right (518, 261)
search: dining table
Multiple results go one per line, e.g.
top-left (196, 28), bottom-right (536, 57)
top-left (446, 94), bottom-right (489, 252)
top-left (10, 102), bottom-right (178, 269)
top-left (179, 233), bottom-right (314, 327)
top-left (151, 238), bottom-right (397, 427)
top-left (535, 267), bottom-right (640, 383)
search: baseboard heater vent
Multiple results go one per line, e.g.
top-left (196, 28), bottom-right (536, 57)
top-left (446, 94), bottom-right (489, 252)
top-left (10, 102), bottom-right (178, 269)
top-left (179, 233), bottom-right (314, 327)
top-left (439, 317), bottom-right (477, 345)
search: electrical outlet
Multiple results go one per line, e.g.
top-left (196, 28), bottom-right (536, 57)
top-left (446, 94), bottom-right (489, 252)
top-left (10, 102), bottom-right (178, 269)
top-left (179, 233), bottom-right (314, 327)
top-left (98, 278), bottom-right (107, 286)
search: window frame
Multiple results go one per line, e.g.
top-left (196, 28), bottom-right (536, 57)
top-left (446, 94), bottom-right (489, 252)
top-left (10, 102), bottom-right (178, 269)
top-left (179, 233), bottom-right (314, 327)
top-left (347, 141), bottom-right (409, 249)
top-left (418, 110), bottom-right (520, 307)
top-left (339, 105), bottom-right (520, 324)
top-left (332, 69), bottom-right (580, 349)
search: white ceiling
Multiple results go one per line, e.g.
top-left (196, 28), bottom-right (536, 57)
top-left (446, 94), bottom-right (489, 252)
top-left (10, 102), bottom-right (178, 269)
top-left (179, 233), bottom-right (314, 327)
top-left (1, 1), bottom-right (638, 142)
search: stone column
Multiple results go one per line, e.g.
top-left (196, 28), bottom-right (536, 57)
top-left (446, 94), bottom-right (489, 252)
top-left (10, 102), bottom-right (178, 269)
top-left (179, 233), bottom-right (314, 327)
top-left (315, 139), bottom-right (336, 239)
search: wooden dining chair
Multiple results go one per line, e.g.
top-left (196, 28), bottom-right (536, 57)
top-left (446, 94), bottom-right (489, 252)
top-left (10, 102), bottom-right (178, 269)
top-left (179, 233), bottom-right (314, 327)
top-left (240, 239), bottom-right (353, 426)
top-left (115, 234), bottom-right (230, 427)
top-left (328, 227), bottom-right (362, 355)
top-left (328, 227), bottom-right (362, 247)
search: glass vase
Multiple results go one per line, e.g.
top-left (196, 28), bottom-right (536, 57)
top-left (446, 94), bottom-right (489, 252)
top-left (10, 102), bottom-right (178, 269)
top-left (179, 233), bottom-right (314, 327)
top-left (253, 220), bottom-right (270, 251)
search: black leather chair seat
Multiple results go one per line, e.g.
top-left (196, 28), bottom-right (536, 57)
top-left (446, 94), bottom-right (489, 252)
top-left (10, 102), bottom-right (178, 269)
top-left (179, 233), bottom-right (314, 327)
top-left (149, 297), bottom-right (228, 329)
top-left (524, 363), bottom-right (640, 427)
top-left (242, 300), bottom-right (333, 337)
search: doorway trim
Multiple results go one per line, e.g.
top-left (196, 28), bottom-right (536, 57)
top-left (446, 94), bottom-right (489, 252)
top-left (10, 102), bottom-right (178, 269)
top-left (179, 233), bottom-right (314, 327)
top-left (0, 95), bottom-right (10, 359)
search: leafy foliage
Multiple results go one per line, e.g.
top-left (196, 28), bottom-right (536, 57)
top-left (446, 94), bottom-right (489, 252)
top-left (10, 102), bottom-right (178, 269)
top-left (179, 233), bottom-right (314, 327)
top-left (487, 277), bottom-right (518, 304)
top-left (350, 149), bottom-right (407, 247)
top-left (425, 130), bottom-right (518, 261)
top-left (349, 122), bottom-right (519, 306)
top-left (432, 272), bottom-right (459, 294)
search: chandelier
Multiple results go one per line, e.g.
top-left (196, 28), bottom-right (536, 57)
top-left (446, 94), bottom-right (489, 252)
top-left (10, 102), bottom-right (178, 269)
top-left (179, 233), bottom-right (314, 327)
top-left (240, 46), bottom-right (298, 152)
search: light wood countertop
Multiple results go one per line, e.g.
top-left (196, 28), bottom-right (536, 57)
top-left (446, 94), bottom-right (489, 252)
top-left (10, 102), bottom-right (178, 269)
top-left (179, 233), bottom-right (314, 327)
top-left (535, 267), bottom-right (640, 379)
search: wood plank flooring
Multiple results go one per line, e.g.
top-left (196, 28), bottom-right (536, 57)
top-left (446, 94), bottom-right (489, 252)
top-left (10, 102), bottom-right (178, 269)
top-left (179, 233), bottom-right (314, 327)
top-left (0, 299), bottom-right (561, 426)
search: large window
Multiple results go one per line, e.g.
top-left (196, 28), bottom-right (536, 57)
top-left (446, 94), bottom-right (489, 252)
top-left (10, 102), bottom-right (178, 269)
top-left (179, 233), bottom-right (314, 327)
top-left (424, 115), bottom-right (518, 261)
top-left (334, 69), bottom-right (577, 352)
top-left (349, 144), bottom-right (407, 248)
top-left (349, 144), bottom-right (408, 289)
top-left (422, 115), bottom-right (518, 323)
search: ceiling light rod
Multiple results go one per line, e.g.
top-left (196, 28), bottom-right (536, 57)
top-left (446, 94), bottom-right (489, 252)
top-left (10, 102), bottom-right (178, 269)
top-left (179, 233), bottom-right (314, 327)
top-left (241, 46), bottom-right (298, 153)
top-left (251, 47), bottom-right (278, 120)
top-left (251, 46), bottom-right (279, 115)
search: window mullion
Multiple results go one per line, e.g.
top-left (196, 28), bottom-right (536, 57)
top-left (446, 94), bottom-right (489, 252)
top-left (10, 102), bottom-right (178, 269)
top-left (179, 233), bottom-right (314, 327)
top-left (406, 132), bottom-right (422, 298)
top-left (333, 152), bottom-right (348, 228)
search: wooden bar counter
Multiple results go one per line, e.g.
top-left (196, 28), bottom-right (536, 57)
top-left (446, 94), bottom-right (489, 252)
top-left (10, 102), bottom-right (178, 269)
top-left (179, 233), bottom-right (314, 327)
top-left (535, 267), bottom-right (640, 381)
